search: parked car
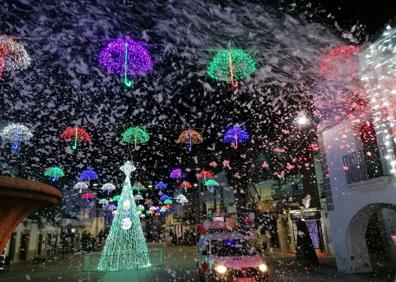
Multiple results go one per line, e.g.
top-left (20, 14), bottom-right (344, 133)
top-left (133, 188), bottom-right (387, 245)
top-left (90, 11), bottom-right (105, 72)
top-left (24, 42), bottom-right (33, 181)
top-left (197, 231), bottom-right (269, 281)
top-left (0, 255), bottom-right (10, 272)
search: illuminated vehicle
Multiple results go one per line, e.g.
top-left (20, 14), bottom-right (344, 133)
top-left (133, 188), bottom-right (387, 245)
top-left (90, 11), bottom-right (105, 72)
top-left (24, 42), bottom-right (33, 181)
top-left (197, 231), bottom-right (269, 282)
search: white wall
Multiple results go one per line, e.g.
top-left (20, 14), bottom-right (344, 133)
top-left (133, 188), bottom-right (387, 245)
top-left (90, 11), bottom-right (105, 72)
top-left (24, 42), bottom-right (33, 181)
top-left (323, 119), bottom-right (396, 272)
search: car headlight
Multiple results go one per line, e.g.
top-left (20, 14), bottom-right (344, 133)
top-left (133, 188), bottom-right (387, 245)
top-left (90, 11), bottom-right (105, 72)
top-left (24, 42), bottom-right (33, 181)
top-left (214, 265), bottom-right (227, 274)
top-left (258, 263), bottom-right (268, 272)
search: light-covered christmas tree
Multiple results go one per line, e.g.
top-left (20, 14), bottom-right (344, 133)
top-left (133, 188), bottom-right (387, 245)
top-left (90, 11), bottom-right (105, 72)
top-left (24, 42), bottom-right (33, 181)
top-left (98, 161), bottom-right (150, 271)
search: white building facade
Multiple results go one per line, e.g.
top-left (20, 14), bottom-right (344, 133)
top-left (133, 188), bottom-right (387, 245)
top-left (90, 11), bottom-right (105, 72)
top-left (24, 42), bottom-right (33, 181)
top-left (318, 25), bottom-right (396, 273)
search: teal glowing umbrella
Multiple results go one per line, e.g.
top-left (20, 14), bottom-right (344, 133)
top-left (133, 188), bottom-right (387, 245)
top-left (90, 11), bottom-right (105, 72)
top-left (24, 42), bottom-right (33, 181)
top-left (44, 166), bottom-right (65, 182)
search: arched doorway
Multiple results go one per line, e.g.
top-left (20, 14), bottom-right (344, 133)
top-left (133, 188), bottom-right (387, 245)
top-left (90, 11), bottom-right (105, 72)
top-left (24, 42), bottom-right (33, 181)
top-left (346, 203), bottom-right (396, 275)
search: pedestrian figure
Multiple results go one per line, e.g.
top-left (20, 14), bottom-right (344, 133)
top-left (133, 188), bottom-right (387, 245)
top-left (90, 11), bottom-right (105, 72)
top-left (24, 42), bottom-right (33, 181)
top-left (295, 219), bottom-right (319, 267)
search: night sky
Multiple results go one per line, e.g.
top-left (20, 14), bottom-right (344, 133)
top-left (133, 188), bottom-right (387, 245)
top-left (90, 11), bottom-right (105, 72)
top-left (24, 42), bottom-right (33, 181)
top-left (0, 0), bottom-right (393, 194)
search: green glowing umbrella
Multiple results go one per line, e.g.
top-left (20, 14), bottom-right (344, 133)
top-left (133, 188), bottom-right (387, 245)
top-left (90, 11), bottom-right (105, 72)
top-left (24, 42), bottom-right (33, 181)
top-left (122, 127), bottom-right (149, 149)
top-left (207, 49), bottom-right (256, 88)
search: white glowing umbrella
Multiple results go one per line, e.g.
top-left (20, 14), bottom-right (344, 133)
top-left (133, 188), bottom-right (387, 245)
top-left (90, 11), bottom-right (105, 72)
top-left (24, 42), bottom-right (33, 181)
top-left (101, 182), bottom-right (116, 193)
top-left (73, 181), bottom-right (88, 193)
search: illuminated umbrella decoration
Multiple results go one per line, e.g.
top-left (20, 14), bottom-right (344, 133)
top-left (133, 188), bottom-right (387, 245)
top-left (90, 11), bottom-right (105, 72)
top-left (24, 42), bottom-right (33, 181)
top-left (122, 127), bottom-right (149, 149)
top-left (177, 129), bottom-right (203, 152)
top-left (144, 199), bottom-right (153, 206)
top-left (160, 206), bottom-right (168, 213)
top-left (98, 199), bottom-right (109, 205)
top-left (131, 182), bottom-right (145, 193)
top-left (79, 167), bottom-right (98, 181)
top-left (204, 179), bottom-right (219, 192)
top-left (179, 180), bottom-right (192, 192)
top-left (164, 199), bottom-right (173, 205)
top-left (176, 194), bottom-right (189, 205)
top-left (74, 181), bottom-right (88, 193)
top-left (0, 35), bottom-right (31, 78)
top-left (155, 181), bottom-right (167, 190)
top-left (60, 127), bottom-right (91, 150)
top-left (108, 204), bottom-right (117, 211)
top-left (170, 168), bottom-right (184, 183)
top-left (112, 195), bottom-right (121, 202)
top-left (197, 170), bottom-right (214, 183)
top-left (0, 123), bottom-right (32, 154)
top-left (44, 167), bottom-right (65, 182)
top-left (223, 125), bottom-right (249, 149)
top-left (82, 193), bottom-right (94, 204)
top-left (99, 39), bottom-right (153, 89)
top-left (207, 49), bottom-right (256, 89)
top-left (319, 45), bottom-right (361, 81)
top-left (134, 194), bottom-right (144, 201)
top-left (101, 183), bottom-right (116, 194)
top-left (160, 194), bottom-right (170, 202)
top-left (137, 204), bottom-right (145, 211)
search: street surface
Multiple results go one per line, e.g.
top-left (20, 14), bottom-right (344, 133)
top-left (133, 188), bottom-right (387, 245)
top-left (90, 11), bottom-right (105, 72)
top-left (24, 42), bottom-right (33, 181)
top-left (0, 245), bottom-right (394, 282)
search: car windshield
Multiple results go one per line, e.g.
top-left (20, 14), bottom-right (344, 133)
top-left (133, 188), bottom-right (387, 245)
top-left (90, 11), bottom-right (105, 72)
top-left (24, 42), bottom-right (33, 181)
top-left (211, 239), bottom-right (257, 256)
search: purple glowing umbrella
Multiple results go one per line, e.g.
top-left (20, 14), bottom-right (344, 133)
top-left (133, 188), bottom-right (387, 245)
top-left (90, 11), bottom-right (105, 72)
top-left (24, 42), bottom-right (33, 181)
top-left (99, 39), bottom-right (153, 88)
top-left (170, 168), bottom-right (184, 182)
top-left (223, 125), bottom-right (249, 149)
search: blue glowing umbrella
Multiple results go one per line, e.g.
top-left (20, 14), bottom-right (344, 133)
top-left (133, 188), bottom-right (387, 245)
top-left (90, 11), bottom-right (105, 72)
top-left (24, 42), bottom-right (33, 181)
top-left (160, 194), bottom-right (170, 201)
top-left (155, 181), bottom-right (167, 190)
top-left (223, 125), bottom-right (249, 149)
top-left (79, 167), bottom-right (98, 181)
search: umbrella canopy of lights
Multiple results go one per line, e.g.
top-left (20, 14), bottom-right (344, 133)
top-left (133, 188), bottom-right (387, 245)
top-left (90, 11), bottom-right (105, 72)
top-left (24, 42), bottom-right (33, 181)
top-left (319, 45), bottom-right (361, 81)
top-left (134, 194), bottom-right (144, 201)
top-left (79, 167), bottom-right (98, 181)
top-left (159, 206), bottom-right (167, 213)
top-left (160, 194), bottom-right (170, 202)
top-left (122, 127), bottom-right (149, 149)
top-left (112, 195), bottom-right (121, 201)
top-left (74, 181), bottom-right (89, 193)
top-left (164, 199), bottom-right (173, 205)
top-left (149, 206), bottom-right (158, 212)
top-left (137, 204), bottom-right (145, 211)
top-left (0, 122), bottom-right (32, 154)
top-left (82, 193), bottom-right (94, 203)
top-left (44, 166), bottom-right (65, 182)
top-left (170, 168), bottom-right (184, 182)
top-left (155, 181), bottom-right (167, 190)
top-left (177, 129), bottom-right (203, 152)
top-left (99, 39), bottom-right (153, 89)
top-left (207, 49), bottom-right (256, 88)
top-left (60, 127), bottom-right (91, 150)
top-left (197, 170), bottom-right (214, 182)
top-left (204, 179), bottom-right (219, 192)
top-left (101, 183), bottom-right (116, 194)
top-left (98, 199), bottom-right (109, 205)
top-left (108, 204), bottom-right (117, 210)
top-left (176, 194), bottom-right (189, 205)
top-left (223, 125), bottom-right (249, 149)
top-left (179, 180), bottom-right (192, 192)
top-left (0, 35), bottom-right (31, 78)
top-left (131, 182), bottom-right (145, 192)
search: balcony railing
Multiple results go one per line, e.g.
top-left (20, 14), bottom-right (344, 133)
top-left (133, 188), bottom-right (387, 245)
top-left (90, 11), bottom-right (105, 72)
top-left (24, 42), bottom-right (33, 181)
top-left (342, 146), bottom-right (389, 184)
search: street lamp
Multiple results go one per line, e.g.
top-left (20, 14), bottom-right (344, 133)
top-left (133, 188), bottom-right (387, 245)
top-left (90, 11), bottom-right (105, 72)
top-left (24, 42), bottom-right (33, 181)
top-left (295, 113), bottom-right (310, 127)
